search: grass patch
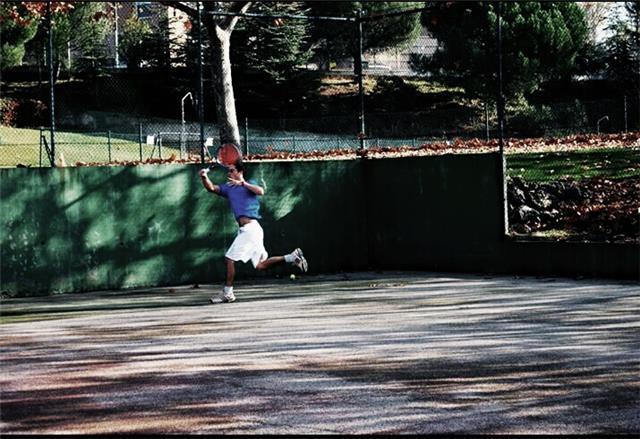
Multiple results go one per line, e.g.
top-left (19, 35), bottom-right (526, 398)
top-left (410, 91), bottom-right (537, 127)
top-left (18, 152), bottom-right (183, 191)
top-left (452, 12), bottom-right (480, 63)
top-left (507, 148), bottom-right (640, 182)
top-left (0, 126), bottom-right (172, 167)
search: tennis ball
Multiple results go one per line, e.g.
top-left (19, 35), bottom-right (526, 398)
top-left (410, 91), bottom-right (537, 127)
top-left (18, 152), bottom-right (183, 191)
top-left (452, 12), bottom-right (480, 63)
top-left (290, 274), bottom-right (296, 280)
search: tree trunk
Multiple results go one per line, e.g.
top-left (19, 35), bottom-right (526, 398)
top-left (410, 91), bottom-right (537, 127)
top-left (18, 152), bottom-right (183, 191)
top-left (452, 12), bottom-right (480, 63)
top-left (207, 24), bottom-right (241, 145)
top-left (160, 1), bottom-right (251, 146)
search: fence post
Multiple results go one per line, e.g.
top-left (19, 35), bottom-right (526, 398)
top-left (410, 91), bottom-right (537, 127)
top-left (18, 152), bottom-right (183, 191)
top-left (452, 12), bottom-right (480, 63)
top-left (107, 130), bottom-right (112, 163)
top-left (39, 127), bottom-right (43, 167)
top-left (624, 96), bottom-right (628, 133)
top-left (355, 9), bottom-right (366, 150)
top-left (485, 102), bottom-right (490, 140)
top-left (138, 123), bottom-right (143, 161)
top-left (196, 1), bottom-right (205, 164)
top-left (46, 2), bottom-right (56, 167)
top-left (495, 1), bottom-right (508, 236)
top-left (244, 117), bottom-right (249, 155)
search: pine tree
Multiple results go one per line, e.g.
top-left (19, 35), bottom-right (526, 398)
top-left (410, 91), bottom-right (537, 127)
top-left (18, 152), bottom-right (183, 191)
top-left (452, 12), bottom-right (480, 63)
top-left (412, 2), bottom-right (588, 101)
top-left (232, 2), bottom-right (312, 84)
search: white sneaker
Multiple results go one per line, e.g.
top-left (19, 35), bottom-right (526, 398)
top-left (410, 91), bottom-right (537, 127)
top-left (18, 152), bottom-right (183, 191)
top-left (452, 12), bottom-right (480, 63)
top-left (210, 293), bottom-right (236, 303)
top-left (292, 248), bottom-right (308, 273)
top-left (220, 291), bottom-right (236, 303)
top-left (210, 288), bottom-right (236, 303)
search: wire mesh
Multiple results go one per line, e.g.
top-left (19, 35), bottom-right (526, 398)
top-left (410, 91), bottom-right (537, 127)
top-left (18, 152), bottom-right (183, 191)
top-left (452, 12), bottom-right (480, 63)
top-left (1, 1), bottom-right (638, 243)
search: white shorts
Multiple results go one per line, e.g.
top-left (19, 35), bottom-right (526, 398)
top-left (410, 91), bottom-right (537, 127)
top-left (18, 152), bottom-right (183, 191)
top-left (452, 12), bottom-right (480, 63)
top-left (225, 220), bottom-right (268, 268)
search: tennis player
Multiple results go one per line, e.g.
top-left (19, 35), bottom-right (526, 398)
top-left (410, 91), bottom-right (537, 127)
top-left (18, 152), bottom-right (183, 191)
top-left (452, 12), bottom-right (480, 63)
top-left (198, 160), bottom-right (308, 303)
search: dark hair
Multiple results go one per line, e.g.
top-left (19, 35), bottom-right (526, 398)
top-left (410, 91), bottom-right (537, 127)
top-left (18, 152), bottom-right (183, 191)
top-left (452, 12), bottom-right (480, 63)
top-left (234, 159), bottom-right (245, 173)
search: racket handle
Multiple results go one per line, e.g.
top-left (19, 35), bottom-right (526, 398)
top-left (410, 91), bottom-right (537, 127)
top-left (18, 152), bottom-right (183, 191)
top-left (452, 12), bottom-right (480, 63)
top-left (208, 158), bottom-right (219, 170)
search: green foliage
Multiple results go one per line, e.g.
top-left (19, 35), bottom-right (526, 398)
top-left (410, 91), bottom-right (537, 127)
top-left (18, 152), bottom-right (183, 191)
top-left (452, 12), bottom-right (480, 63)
top-left (120, 16), bottom-right (153, 71)
top-left (507, 97), bottom-right (589, 137)
top-left (599, 3), bottom-right (639, 93)
top-left (0, 98), bottom-right (19, 126)
top-left (306, 1), bottom-right (423, 68)
top-left (24, 2), bottom-right (111, 75)
top-left (572, 39), bottom-right (607, 78)
top-left (603, 20), bottom-right (635, 85)
top-left (507, 97), bottom-right (553, 137)
top-left (232, 2), bottom-right (312, 83)
top-left (413, 2), bottom-right (588, 101)
top-left (552, 99), bottom-right (589, 131)
top-left (1, 96), bottom-right (48, 128)
top-left (0, 3), bottom-right (39, 68)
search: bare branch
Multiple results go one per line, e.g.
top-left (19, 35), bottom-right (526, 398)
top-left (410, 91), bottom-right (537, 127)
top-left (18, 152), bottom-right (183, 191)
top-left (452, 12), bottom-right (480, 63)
top-left (220, 2), bottom-right (253, 31)
top-left (157, 1), bottom-right (197, 19)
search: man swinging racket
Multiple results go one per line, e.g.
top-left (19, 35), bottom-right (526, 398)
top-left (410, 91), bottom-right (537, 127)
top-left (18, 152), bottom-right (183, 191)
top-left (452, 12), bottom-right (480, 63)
top-left (198, 144), bottom-right (308, 303)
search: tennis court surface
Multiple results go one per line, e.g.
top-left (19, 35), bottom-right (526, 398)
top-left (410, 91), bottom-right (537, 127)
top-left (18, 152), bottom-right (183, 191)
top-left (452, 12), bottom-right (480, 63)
top-left (1, 271), bottom-right (638, 434)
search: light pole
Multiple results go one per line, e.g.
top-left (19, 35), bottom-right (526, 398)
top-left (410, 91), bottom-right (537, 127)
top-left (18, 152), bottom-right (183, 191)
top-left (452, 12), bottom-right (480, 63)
top-left (113, 2), bottom-right (120, 68)
top-left (181, 92), bottom-right (194, 158)
top-left (597, 115), bottom-right (609, 134)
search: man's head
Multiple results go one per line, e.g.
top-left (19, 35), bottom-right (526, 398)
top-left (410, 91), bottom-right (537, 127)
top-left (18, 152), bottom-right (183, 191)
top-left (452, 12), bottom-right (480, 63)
top-left (227, 159), bottom-right (244, 177)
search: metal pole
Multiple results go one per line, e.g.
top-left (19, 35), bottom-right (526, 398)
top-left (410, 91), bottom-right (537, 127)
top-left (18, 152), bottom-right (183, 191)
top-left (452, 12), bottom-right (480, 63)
top-left (496, 2), bottom-right (505, 155)
top-left (196, 2), bottom-right (205, 163)
top-left (107, 130), bottom-right (112, 162)
top-left (356, 9), bottom-right (366, 150)
top-left (113, 2), bottom-right (120, 68)
top-left (244, 117), bottom-right (249, 155)
top-left (139, 122), bottom-right (143, 160)
top-left (624, 95), bottom-right (628, 132)
top-left (39, 127), bottom-right (43, 167)
top-left (181, 92), bottom-right (193, 159)
top-left (485, 102), bottom-right (490, 140)
top-left (496, 1), bottom-right (507, 235)
top-left (46, 1), bottom-right (56, 167)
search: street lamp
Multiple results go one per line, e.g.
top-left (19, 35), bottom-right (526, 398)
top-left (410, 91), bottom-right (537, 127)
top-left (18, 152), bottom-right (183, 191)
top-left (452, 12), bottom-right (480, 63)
top-left (181, 92), bottom-right (194, 158)
top-left (597, 115), bottom-right (609, 134)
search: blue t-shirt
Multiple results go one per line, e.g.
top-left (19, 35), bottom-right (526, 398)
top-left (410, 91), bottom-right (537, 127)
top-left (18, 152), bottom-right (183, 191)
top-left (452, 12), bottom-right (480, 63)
top-left (217, 179), bottom-right (262, 220)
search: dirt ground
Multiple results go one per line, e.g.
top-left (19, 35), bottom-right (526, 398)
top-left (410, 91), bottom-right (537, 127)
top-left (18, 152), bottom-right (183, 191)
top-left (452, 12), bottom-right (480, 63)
top-left (509, 176), bottom-right (639, 243)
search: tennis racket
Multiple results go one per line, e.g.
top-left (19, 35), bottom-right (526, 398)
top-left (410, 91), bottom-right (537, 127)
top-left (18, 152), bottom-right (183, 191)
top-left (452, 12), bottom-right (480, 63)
top-left (201, 143), bottom-right (243, 174)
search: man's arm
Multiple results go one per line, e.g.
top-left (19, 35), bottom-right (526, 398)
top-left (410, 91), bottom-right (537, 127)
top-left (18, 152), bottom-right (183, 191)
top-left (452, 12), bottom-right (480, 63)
top-left (241, 180), bottom-right (265, 196)
top-left (229, 176), bottom-right (264, 196)
top-left (199, 169), bottom-right (220, 194)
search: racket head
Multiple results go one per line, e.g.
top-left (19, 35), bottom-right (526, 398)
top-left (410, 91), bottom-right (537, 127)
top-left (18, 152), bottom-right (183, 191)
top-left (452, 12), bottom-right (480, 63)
top-left (216, 143), bottom-right (242, 168)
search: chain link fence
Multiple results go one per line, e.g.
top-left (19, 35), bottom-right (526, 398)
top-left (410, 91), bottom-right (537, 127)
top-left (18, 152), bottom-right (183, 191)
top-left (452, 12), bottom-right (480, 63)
top-left (1, 2), bottom-right (638, 243)
top-left (3, 2), bottom-right (637, 166)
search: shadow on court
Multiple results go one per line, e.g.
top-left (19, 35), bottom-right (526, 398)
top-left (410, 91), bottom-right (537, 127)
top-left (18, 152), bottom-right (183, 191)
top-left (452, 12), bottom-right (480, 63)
top-left (1, 272), bottom-right (638, 434)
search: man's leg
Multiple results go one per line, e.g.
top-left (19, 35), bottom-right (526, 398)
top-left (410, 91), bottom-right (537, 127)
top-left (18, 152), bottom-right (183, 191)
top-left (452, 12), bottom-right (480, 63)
top-left (255, 256), bottom-right (285, 271)
top-left (225, 257), bottom-right (236, 286)
top-left (255, 249), bottom-right (307, 273)
top-left (210, 257), bottom-right (236, 303)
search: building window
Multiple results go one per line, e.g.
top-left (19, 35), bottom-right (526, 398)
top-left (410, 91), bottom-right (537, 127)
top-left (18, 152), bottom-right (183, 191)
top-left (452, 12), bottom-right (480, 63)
top-left (136, 2), bottom-right (154, 19)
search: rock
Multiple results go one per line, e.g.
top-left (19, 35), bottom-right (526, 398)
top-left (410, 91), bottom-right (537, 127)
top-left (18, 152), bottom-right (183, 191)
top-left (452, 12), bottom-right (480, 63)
top-left (509, 186), bottom-right (527, 207)
top-left (518, 205), bottom-right (540, 223)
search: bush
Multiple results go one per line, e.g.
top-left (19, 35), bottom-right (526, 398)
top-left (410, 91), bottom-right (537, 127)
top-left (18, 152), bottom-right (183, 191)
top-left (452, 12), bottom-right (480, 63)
top-left (551, 99), bottom-right (589, 131)
top-left (17, 99), bottom-right (48, 127)
top-left (0, 98), bottom-right (48, 128)
top-left (0, 98), bottom-right (19, 126)
top-left (507, 97), bottom-right (553, 137)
